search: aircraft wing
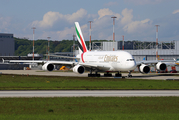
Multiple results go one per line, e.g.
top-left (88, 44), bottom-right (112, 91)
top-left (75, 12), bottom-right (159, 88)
top-left (47, 61), bottom-right (77, 66)
top-left (9, 60), bottom-right (77, 66)
top-left (163, 62), bottom-right (179, 66)
top-left (45, 54), bottom-right (80, 61)
top-left (9, 60), bottom-right (47, 63)
top-left (136, 60), bottom-right (176, 66)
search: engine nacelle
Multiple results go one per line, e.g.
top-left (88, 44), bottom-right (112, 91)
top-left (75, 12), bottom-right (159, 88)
top-left (139, 64), bottom-right (150, 74)
top-left (73, 64), bottom-right (85, 74)
top-left (42, 62), bottom-right (54, 71)
top-left (156, 62), bottom-right (166, 71)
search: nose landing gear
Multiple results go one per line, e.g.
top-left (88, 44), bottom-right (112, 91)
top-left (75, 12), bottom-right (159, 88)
top-left (128, 71), bottom-right (132, 77)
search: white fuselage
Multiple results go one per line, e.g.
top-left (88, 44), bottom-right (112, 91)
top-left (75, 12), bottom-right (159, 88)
top-left (79, 50), bottom-right (137, 72)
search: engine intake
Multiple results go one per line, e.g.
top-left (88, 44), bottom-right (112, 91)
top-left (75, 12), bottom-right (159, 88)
top-left (42, 63), bottom-right (54, 71)
top-left (156, 62), bottom-right (166, 71)
top-left (139, 64), bottom-right (150, 74)
top-left (73, 64), bottom-right (85, 74)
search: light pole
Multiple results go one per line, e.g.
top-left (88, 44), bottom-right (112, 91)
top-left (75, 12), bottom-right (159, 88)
top-left (47, 37), bottom-right (51, 60)
top-left (88, 21), bottom-right (93, 51)
top-left (155, 25), bottom-right (159, 61)
top-left (31, 27), bottom-right (36, 61)
top-left (111, 16), bottom-right (117, 51)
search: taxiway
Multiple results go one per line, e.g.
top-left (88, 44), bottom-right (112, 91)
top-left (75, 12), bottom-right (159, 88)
top-left (1, 70), bottom-right (179, 80)
top-left (1, 70), bottom-right (179, 98)
top-left (0, 90), bottom-right (179, 97)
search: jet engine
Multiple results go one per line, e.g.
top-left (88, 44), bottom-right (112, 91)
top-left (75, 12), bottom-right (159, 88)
top-left (139, 64), bottom-right (150, 74)
top-left (156, 62), bottom-right (166, 71)
top-left (42, 62), bottom-right (54, 71)
top-left (73, 64), bottom-right (85, 74)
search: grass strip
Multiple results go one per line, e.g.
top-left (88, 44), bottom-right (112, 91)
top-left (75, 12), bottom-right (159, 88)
top-left (0, 97), bottom-right (179, 120)
top-left (0, 74), bottom-right (179, 90)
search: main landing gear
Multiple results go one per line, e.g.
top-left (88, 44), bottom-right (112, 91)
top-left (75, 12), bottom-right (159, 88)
top-left (88, 69), bottom-right (100, 77)
top-left (104, 72), bottom-right (122, 77)
top-left (88, 70), bottom-right (123, 77)
top-left (104, 72), bottom-right (112, 77)
top-left (88, 72), bottom-right (100, 77)
top-left (128, 71), bottom-right (132, 77)
top-left (88, 71), bottom-right (133, 78)
top-left (115, 72), bottom-right (122, 77)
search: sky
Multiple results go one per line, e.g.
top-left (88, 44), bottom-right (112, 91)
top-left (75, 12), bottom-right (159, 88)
top-left (0, 0), bottom-right (179, 42)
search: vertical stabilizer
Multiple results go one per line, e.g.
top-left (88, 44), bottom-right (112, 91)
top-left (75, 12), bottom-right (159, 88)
top-left (75, 22), bottom-right (88, 54)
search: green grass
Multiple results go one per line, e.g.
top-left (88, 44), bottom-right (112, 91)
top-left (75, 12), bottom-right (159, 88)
top-left (0, 74), bottom-right (179, 90)
top-left (0, 97), bottom-right (179, 119)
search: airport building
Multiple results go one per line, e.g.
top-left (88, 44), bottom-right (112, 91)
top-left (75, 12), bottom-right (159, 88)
top-left (92, 40), bottom-right (179, 62)
top-left (0, 33), bottom-right (41, 70)
top-left (0, 33), bottom-right (14, 56)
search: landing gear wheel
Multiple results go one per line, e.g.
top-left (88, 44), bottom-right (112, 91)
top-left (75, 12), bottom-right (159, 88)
top-left (104, 73), bottom-right (112, 77)
top-left (127, 71), bottom-right (132, 78)
top-left (128, 75), bottom-right (132, 77)
top-left (88, 73), bottom-right (101, 77)
top-left (115, 73), bottom-right (122, 77)
top-left (96, 74), bottom-right (101, 77)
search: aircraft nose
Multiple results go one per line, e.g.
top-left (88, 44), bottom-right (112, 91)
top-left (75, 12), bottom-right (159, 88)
top-left (127, 61), bottom-right (137, 70)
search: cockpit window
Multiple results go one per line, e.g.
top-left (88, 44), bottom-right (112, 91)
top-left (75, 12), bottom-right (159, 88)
top-left (127, 59), bottom-right (134, 61)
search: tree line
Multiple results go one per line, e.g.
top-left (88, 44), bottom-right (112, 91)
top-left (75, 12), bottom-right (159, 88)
top-left (14, 38), bottom-right (109, 56)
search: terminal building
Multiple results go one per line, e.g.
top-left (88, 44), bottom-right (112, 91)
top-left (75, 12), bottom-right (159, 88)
top-left (91, 40), bottom-right (179, 62)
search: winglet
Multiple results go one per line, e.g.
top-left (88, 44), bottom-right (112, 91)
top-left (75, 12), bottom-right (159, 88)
top-left (75, 22), bottom-right (88, 54)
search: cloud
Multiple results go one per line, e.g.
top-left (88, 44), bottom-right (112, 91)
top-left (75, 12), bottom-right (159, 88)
top-left (124, 0), bottom-right (163, 5)
top-left (32, 8), bottom-right (88, 29)
top-left (32, 11), bottom-right (62, 28)
top-left (123, 19), bottom-right (152, 33)
top-left (26, 8), bottom-right (178, 41)
top-left (98, 8), bottom-right (121, 20)
top-left (30, 8), bottom-right (97, 40)
top-left (172, 9), bottom-right (179, 14)
top-left (25, 8), bottom-right (156, 40)
top-left (114, 8), bottom-right (153, 36)
top-left (121, 8), bottom-right (133, 25)
top-left (39, 26), bottom-right (75, 40)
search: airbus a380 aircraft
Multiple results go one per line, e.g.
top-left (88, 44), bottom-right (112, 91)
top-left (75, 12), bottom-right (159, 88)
top-left (10, 22), bottom-right (169, 77)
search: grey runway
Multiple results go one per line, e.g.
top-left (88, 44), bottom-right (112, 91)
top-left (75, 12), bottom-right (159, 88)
top-left (0, 90), bottom-right (179, 97)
